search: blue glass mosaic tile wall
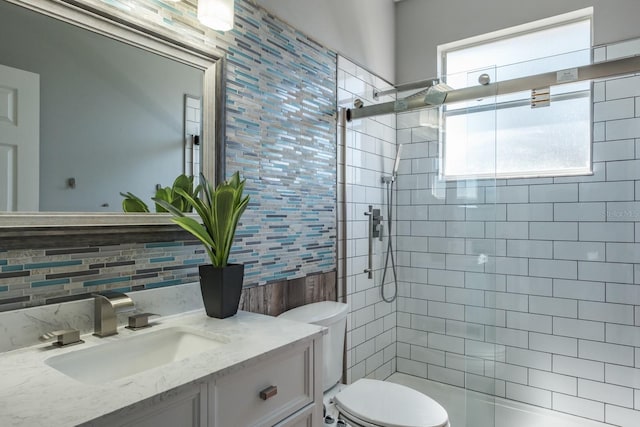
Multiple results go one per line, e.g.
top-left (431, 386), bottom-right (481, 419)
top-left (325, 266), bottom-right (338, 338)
top-left (0, 0), bottom-right (337, 310)
top-left (0, 243), bottom-right (204, 309)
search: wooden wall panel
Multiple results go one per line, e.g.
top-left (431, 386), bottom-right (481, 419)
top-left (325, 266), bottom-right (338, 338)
top-left (239, 270), bottom-right (337, 317)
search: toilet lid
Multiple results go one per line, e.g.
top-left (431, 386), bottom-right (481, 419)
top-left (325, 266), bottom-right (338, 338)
top-left (334, 379), bottom-right (448, 427)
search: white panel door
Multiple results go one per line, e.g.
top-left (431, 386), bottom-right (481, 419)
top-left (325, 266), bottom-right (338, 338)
top-left (0, 63), bottom-right (39, 211)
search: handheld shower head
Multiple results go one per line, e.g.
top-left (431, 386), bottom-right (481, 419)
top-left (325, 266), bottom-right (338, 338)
top-left (392, 144), bottom-right (403, 176)
top-left (381, 144), bottom-right (404, 184)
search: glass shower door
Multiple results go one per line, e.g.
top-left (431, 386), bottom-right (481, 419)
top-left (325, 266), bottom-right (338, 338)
top-left (441, 66), bottom-right (500, 427)
top-left (393, 66), bottom-right (499, 427)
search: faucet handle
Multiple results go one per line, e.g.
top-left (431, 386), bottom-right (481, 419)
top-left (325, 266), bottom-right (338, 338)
top-left (126, 313), bottom-right (159, 330)
top-left (40, 329), bottom-right (84, 347)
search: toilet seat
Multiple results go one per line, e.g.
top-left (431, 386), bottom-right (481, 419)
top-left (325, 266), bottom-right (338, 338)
top-left (334, 379), bottom-right (449, 427)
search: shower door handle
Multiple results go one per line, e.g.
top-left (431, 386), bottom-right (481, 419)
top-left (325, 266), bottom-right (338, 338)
top-left (364, 205), bottom-right (373, 279)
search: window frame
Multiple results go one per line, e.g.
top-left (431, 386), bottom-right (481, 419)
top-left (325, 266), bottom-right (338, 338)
top-left (437, 8), bottom-right (594, 181)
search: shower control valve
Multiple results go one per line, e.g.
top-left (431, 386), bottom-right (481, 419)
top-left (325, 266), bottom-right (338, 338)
top-left (371, 209), bottom-right (382, 239)
top-left (364, 205), bottom-right (383, 279)
top-left (376, 222), bottom-right (384, 241)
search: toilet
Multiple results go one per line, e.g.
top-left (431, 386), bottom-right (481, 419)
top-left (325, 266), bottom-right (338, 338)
top-left (278, 301), bottom-right (450, 427)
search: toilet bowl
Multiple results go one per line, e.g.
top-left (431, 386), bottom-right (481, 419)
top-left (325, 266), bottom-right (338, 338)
top-left (278, 301), bottom-right (450, 427)
top-left (334, 378), bottom-right (449, 427)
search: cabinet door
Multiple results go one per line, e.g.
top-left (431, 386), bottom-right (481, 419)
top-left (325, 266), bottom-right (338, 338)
top-left (211, 340), bottom-right (315, 427)
top-left (273, 404), bottom-right (314, 427)
top-left (89, 383), bottom-right (207, 427)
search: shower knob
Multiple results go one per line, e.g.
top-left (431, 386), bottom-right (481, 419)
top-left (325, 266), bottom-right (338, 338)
top-left (478, 73), bottom-right (491, 85)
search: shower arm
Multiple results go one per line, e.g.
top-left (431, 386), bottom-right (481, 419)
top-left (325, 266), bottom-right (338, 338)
top-left (347, 55), bottom-right (640, 121)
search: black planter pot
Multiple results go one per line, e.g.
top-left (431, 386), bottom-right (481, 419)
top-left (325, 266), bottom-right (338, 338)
top-left (198, 263), bottom-right (244, 319)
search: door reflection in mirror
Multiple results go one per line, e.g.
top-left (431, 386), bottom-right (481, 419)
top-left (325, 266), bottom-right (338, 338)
top-left (0, 0), bottom-right (203, 212)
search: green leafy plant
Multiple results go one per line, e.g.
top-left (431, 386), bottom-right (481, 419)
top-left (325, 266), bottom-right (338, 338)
top-left (120, 191), bottom-right (150, 213)
top-left (120, 174), bottom-right (201, 213)
top-left (155, 172), bottom-right (250, 268)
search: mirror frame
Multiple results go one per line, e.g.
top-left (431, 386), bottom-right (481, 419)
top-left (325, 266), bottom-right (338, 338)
top-left (0, 0), bottom-right (226, 229)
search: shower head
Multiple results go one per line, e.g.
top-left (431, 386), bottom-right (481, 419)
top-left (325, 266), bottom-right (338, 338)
top-left (424, 83), bottom-right (453, 106)
top-left (382, 144), bottom-right (404, 184)
top-left (392, 144), bottom-right (403, 176)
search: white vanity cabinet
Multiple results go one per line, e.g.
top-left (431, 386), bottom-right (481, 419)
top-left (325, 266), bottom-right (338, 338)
top-left (89, 335), bottom-right (322, 427)
top-left (0, 309), bottom-right (325, 427)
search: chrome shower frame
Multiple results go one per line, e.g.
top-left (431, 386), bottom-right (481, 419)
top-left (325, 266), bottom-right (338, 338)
top-left (348, 55), bottom-right (640, 121)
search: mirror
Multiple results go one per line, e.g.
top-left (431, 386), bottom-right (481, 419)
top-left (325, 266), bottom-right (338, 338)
top-left (0, 0), bottom-right (222, 226)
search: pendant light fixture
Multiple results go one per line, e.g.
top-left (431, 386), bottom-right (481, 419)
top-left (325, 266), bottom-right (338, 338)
top-left (198, 0), bottom-right (235, 31)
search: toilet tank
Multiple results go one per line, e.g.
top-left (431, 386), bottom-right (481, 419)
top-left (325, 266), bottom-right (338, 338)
top-left (277, 301), bottom-right (348, 392)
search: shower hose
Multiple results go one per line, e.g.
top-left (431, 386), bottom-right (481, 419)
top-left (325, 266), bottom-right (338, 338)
top-left (380, 178), bottom-right (398, 303)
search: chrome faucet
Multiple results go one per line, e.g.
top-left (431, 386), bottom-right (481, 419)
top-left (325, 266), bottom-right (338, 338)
top-left (94, 291), bottom-right (135, 337)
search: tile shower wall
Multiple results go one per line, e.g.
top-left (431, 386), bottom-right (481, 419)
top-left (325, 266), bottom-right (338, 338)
top-left (337, 56), bottom-right (397, 383)
top-left (184, 96), bottom-right (201, 178)
top-left (0, 0), bottom-right (336, 309)
top-left (396, 39), bottom-right (640, 426)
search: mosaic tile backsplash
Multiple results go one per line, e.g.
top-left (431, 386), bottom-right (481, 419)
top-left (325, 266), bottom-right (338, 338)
top-left (0, 0), bottom-right (337, 310)
top-left (0, 242), bottom-right (204, 310)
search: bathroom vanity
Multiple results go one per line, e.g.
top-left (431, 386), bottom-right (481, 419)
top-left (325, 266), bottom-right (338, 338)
top-left (0, 309), bottom-right (324, 427)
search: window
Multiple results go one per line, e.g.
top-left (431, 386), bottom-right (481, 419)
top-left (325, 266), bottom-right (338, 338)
top-left (438, 9), bottom-right (593, 180)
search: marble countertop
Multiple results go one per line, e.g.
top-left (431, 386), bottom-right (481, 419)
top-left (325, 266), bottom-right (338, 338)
top-left (0, 309), bottom-right (324, 427)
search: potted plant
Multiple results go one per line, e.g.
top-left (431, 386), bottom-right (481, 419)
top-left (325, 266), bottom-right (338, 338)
top-left (156, 172), bottom-right (250, 318)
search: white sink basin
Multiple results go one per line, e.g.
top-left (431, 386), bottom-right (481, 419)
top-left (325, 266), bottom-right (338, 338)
top-left (45, 327), bottom-right (228, 384)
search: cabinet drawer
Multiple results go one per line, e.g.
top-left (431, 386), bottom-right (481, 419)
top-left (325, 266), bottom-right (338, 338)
top-left (212, 341), bottom-right (314, 427)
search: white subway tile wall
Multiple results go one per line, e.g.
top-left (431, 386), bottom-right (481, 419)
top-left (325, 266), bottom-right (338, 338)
top-left (395, 39), bottom-right (640, 426)
top-left (338, 56), bottom-right (397, 383)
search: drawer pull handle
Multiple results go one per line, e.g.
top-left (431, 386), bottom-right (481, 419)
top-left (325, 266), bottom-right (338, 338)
top-left (259, 385), bottom-right (278, 400)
